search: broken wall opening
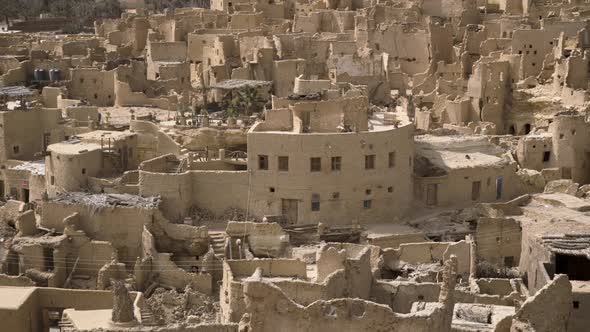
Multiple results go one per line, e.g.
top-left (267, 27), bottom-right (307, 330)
top-left (555, 253), bottom-right (590, 281)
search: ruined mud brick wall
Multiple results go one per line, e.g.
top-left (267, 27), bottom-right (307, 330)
top-left (139, 170), bottom-right (248, 221)
top-left (40, 200), bottom-right (153, 264)
top-left (68, 68), bottom-right (116, 107)
top-left (475, 217), bottom-right (521, 268)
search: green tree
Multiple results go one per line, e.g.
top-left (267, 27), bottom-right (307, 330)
top-left (0, 0), bottom-right (23, 27)
top-left (49, 0), bottom-right (122, 33)
top-left (233, 86), bottom-right (265, 116)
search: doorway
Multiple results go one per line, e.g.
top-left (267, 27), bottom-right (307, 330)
top-left (471, 181), bottom-right (481, 201)
top-left (562, 167), bottom-right (572, 179)
top-left (556, 254), bottom-right (590, 280)
top-left (496, 176), bottom-right (503, 200)
top-left (22, 188), bottom-right (29, 203)
top-left (281, 199), bottom-right (298, 225)
top-left (302, 112), bottom-right (311, 132)
top-left (426, 184), bottom-right (438, 206)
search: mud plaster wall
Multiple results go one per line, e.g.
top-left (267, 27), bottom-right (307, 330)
top-left (40, 201), bottom-right (153, 264)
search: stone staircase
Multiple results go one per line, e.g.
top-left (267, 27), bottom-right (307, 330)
top-left (58, 316), bottom-right (73, 330)
top-left (165, 159), bottom-right (182, 173)
top-left (139, 309), bottom-right (157, 326)
top-left (209, 231), bottom-right (226, 258)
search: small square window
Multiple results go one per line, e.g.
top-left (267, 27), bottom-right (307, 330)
top-left (278, 156), bottom-right (289, 171)
top-left (388, 152), bottom-right (396, 168)
top-left (573, 301), bottom-right (580, 309)
top-left (332, 192), bottom-right (340, 199)
top-left (258, 155), bottom-right (268, 170)
top-left (12, 146), bottom-right (19, 154)
top-left (269, 187), bottom-right (275, 193)
top-left (331, 156), bottom-right (341, 171)
top-left (365, 155), bottom-right (375, 170)
top-left (311, 194), bottom-right (320, 211)
top-left (387, 186), bottom-right (393, 193)
top-left (310, 157), bottom-right (321, 172)
top-left (82, 168), bottom-right (86, 175)
top-left (365, 189), bottom-right (372, 195)
top-left (363, 199), bottom-right (372, 209)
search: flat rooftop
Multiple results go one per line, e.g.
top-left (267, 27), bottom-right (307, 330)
top-left (76, 130), bottom-right (136, 143)
top-left (415, 135), bottom-right (510, 171)
top-left (10, 160), bottom-right (45, 175)
top-left (0, 287), bottom-right (36, 310)
top-left (47, 140), bottom-right (101, 155)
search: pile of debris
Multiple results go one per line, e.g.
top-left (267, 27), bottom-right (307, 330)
top-left (54, 192), bottom-right (160, 209)
top-left (219, 207), bottom-right (247, 222)
top-left (144, 287), bottom-right (219, 325)
top-left (189, 206), bottom-right (248, 225)
top-left (409, 208), bottom-right (478, 241)
top-left (188, 206), bottom-right (216, 224)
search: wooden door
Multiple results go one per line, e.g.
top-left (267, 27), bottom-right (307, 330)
top-left (426, 184), bottom-right (438, 206)
top-left (282, 199), bottom-right (298, 225)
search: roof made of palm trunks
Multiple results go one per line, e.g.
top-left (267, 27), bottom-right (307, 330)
top-left (209, 79), bottom-right (272, 90)
top-left (0, 86), bottom-right (36, 98)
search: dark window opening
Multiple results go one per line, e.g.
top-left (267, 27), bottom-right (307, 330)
top-left (543, 151), bottom-right (551, 162)
top-left (258, 155), bottom-right (268, 170)
top-left (365, 155), bottom-right (375, 170)
top-left (311, 157), bottom-right (321, 172)
top-left (12, 146), bottom-right (19, 154)
top-left (556, 254), bottom-right (590, 280)
top-left (573, 301), bottom-right (580, 309)
top-left (363, 199), bottom-right (372, 209)
top-left (311, 194), bottom-right (320, 211)
top-left (269, 187), bottom-right (275, 193)
top-left (331, 156), bottom-right (341, 171)
top-left (523, 123), bottom-right (531, 135)
top-left (278, 156), bottom-right (289, 171)
top-left (504, 256), bottom-right (515, 268)
top-left (43, 247), bottom-right (54, 272)
top-left (388, 152), bottom-right (396, 168)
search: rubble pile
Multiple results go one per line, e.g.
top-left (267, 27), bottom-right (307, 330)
top-left (144, 287), bottom-right (219, 326)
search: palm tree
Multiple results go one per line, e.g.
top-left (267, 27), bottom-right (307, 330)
top-left (233, 86), bottom-right (264, 116)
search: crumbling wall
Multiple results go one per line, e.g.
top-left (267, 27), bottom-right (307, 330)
top-left (220, 259), bottom-right (308, 323)
top-left (384, 241), bottom-right (471, 277)
top-left (239, 256), bottom-right (458, 332)
top-left (68, 68), bottom-right (116, 106)
top-left (511, 274), bottom-right (572, 332)
top-left (139, 170), bottom-right (248, 221)
top-left (41, 198), bottom-right (154, 264)
top-left (141, 226), bottom-right (213, 294)
top-left (131, 121), bottom-right (181, 161)
top-left (476, 217), bottom-right (521, 268)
